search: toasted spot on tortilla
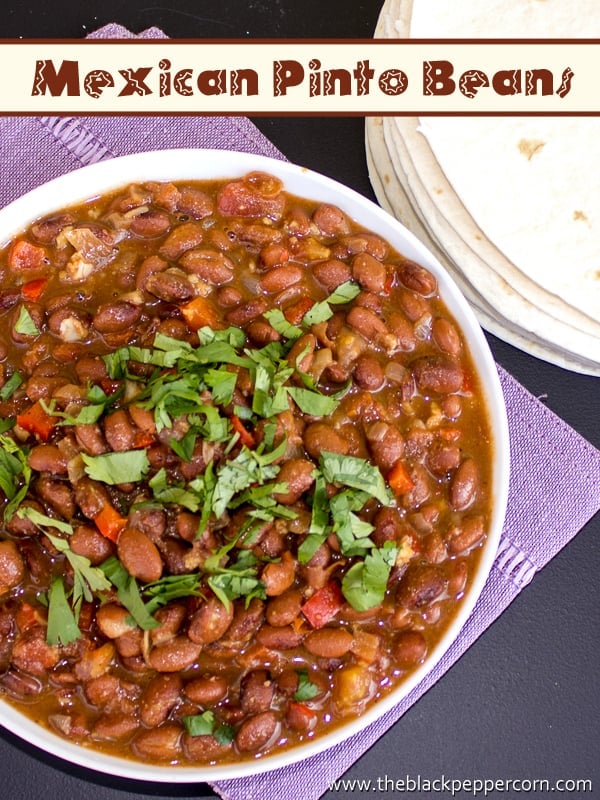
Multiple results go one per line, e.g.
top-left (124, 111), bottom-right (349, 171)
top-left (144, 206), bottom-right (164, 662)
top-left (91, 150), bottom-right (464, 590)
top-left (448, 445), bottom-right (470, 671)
top-left (573, 210), bottom-right (589, 223)
top-left (517, 139), bottom-right (546, 160)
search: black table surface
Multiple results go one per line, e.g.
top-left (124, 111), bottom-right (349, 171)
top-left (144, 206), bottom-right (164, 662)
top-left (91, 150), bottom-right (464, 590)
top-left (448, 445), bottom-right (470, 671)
top-left (1, 3), bottom-right (599, 799)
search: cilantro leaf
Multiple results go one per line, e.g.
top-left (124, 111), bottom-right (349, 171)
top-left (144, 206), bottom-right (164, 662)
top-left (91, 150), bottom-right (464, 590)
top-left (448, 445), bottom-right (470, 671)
top-left (341, 545), bottom-right (399, 611)
top-left (0, 371), bottom-right (23, 401)
top-left (100, 556), bottom-right (160, 630)
top-left (46, 576), bottom-right (82, 646)
top-left (293, 669), bottom-right (321, 702)
top-left (81, 450), bottom-right (150, 485)
top-left (0, 435), bottom-right (32, 520)
top-left (13, 305), bottom-right (40, 337)
top-left (319, 451), bottom-right (394, 507)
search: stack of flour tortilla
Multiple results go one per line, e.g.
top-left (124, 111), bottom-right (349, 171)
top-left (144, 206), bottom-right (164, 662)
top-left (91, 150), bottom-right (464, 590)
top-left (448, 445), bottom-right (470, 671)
top-left (366, 0), bottom-right (600, 374)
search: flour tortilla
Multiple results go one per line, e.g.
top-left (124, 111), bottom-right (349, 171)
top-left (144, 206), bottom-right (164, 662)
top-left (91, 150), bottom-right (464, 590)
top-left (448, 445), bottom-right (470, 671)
top-left (366, 118), bottom-right (600, 375)
top-left (367, 0), bottom-right (600, 371)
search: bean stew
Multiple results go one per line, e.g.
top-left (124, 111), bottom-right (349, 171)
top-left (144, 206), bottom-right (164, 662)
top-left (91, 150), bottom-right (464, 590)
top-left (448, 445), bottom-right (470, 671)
top-left (0, 171), bottom-right (493, 766)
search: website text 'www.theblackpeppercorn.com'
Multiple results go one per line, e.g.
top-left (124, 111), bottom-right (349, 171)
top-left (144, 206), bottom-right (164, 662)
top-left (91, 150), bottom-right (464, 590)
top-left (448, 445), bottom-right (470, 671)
top-left (328, 775), bottom-right (593, 797)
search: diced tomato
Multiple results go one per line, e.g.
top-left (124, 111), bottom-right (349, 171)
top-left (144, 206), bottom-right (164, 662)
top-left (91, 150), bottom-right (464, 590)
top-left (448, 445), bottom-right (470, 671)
top-left (301, 581), bottom-right (344, 629)
top-left (387, 460), bottom-right (415, 497)
top-left (21, 277), bottom-right (48, 302)
top-left (93, 503), bottom-right (128, 543)
top-left (16, 401), bottom-right (57, 442)
top-left (181, 295), bottom-right (222, 331)
top-left (230, 414), bottom-right (256, 449)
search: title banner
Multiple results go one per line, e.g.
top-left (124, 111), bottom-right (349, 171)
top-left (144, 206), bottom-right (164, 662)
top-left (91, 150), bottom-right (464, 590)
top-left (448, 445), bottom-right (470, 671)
top-left (2, 40), bottom-right (597, 114)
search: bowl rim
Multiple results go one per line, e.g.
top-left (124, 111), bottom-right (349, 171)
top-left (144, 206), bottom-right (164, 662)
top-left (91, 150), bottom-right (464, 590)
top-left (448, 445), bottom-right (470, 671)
top-left (0, 147), bottom-right (510, 783)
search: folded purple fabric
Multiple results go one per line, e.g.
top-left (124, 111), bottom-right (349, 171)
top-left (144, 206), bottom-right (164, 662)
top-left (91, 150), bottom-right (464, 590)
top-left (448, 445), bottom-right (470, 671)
top-left (1, 23), bottom-right (599, 800)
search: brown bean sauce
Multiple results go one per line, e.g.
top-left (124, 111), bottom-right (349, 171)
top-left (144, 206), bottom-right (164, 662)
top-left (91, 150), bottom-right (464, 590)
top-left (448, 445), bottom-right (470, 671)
top-left (0, 172), bottom-right (493, 766)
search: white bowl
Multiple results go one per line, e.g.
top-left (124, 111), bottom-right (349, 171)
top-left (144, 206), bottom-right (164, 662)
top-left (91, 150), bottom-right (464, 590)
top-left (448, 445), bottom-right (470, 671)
top-left (0, 148), bottom-right (510, 782)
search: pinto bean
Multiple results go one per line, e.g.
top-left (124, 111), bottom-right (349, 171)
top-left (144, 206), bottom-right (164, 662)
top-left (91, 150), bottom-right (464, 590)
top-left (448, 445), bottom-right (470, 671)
top-left (346, 306), bottom-right (388, 344)
top-left (140, 674), bottom-right (183, 727)
top-left (446, 515), bottom-right (485, 555)
top-left (31, 213), bottom-right (76, 244)
top-left (147, 636), bottom-right (202, 673)
top-left (11, 626), bottom-right (60, 677)
top-left (129, 208), bottom-right (171, 238)
top-left (246, 319), bottom-right (281, 345)
top-left (258, 265), bottom-right (303, 294)
top-left (179, 248), bottom-right (234, 285)
top-left (188, 596), bottom-right (234, 644)
top-left (312, 204), bottom-right (350, 237)
top-left (235, 710), bottom-right (279, 753)
top-left (266, 588), bottom-right (303, 628)
top-left (103, 409), bottom-right (137, 453)
top-left (74, 477), bottom-right (111, 519)
top-left (304, 627), bottom-right (353, 659)
top-left (71, 524), bottom-right (115, 565)
top-left (352, 252), bottom-right (387, 293)
top-left (132, 724), bottom-right (182, 760)
top-left (28, 444), bottom-right (67, 475)
top-left (150, 603), bottom-right (186, 645)
top-left (312, 259), bottom-right (352, 293)
top-left (259, 243), bottom-right (289, 268)
top-left (219, 598), bottom-right (264, 647)
top-left (93, 301), bottom-right (142, 334)
top-left (217, 179), bottom-right (285, 220)
top-left (144, 268), bottom-right (196, 302)
top-left (74, 355), bottom-right (108, 384)
top-left (117, 527), bottom-right (163, 583)
top-left (449, 458), bottom-right (480, 511)
top-left (159, 221), bottom-right (204, 260)
top-left (412, 355), bottom-right (464, 395)
top-left (96, 603), bottom-right (136, 639)
top-left (427, 441), bottom-right (462, 476)
top-left (256, 624), bottom-right (303, 650)
top-left (35, 475), bottom-right (75, 519)
top-left (261, 552), bottom-right (296, 597)
top-left (184, 674), bottom-right (228, 706)
top-left (432, 317), bottom-right (462, 357)
top-left (393, 629), bottom-right (427, 668)
top-left (240, 669), bottom-right (275, 714)
top-left (396, 564), bottom-right (447, 610)
top-left (225, 297), bottom-right (269, 327)
top-left (177, 186), bottom-right (214, 220)
top-left (91, 712), bottom-right (139, 741)
top-left (183, 732), bottom-right (231, 761)
top-left (303, 422), bottom-right (349, 460)
top-left (47, 307), bottom-right (90, 342)
top-left (353, 353), bottom-right (385, 391)
top-left (0, 540), bottom-right (25, 592)
top-left (396, 260), bottom-right (437, 296)
top-left (273, 458), bottom-right (315, 504)
top-left (366, 421), bottom-right (404, 474)
top-left (74, 423), bottom-right (108, 456)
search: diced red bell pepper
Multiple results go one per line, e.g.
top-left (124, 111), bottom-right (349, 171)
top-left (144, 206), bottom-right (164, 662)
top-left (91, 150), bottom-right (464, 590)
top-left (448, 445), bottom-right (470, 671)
top-left (93, 503), bottom-right (128, 543)
top-left (21, 277), bottom-right (48, 302)
top-left (301, 580), bottom-right (344, 629)
top-left (181, 295), bottom-right (222, 331)
top-left (284, 296), bottom-right (315, 326)
top-left (230, 414), bottom-right (256, 448)
top-left (387, 460), bottom-right (415, 497)
top-left (16, 401), bottom-right (57, 442)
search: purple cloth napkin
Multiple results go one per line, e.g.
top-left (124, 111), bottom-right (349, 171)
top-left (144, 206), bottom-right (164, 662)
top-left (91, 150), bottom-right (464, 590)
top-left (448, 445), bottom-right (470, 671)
top-left (1, 22), bottom-right (599, 800)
